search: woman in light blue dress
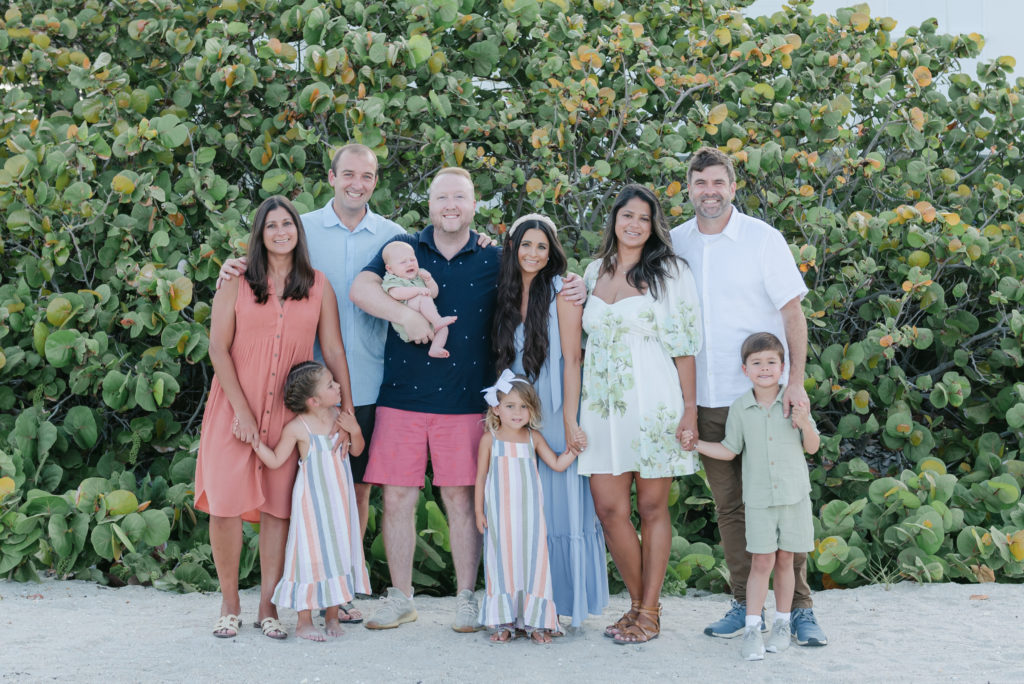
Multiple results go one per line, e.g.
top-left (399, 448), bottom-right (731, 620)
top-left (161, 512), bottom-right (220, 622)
top-left (492, 213), bottom-right (609, 628)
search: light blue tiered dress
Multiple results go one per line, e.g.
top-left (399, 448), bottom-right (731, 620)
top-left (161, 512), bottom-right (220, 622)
top-left (511, 276), bottom-right (609, 627)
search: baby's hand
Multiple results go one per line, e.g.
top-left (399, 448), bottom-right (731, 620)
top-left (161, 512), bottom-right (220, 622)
top-left (419, 287), bottom-right (431, 297)
top-left (419, 268), bottom-right (432, 280)
top-left (475, 510), bottom-right (487, 534)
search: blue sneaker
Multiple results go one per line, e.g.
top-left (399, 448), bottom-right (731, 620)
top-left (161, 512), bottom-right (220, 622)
top-left (704, 600), bottom-right (766, 638)
top-left (791, 607), bottom-right (828, 646)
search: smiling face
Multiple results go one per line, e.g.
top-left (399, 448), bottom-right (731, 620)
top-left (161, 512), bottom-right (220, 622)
top-left (262, 207), bottom-right (298, 256)
top-left (383, 241), bottom-right (420, 280)
top-left (742, 350), bottom-right (785, 390)
top-left (517, 227), bottom-right (550, 276)
top-left (613, 196), bottom-right (653, 250)
top-left (688, 164), bottom-right (736, 220)
top-left (328, 148), bottom-right (378, 216)
top-left (428, 172), bottom-right (476, 236)
top-left (494, 388), bottom-right (531, 430)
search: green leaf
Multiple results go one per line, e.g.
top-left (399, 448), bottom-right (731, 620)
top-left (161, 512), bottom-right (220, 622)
top-left (407, 34), bottom-right (432, 65)
top-left (64, 406), bottom-right (98, 448)
top-left (44, 329), bottom-right (79, 368)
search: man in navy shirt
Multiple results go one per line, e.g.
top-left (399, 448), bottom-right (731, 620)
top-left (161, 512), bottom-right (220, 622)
top-left (350, 168), bottom-right (584, 633)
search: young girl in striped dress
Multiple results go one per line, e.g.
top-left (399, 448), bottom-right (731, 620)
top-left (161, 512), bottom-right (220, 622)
top-left (251, 361), bottom-right (370, 642)
top-left (475, 370), bottom-right (580, 644)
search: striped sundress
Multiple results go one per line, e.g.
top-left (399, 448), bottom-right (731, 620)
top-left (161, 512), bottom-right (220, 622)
top-left (271, 417), bottom-right (370, 611)
top-left (478, 430), bottom-right (559, 631)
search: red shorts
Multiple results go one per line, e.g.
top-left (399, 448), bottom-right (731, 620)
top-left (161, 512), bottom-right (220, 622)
top-left (364, 407), bottom-right (484, 487)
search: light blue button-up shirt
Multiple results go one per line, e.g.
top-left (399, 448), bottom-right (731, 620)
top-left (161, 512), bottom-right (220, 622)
top-left (303, 199), bottom-right (405, 406)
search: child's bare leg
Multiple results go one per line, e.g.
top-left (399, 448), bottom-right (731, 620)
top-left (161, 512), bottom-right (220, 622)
top-left (772, 551), bottom-right (795, 615)
top-left (428, 325), bottom-right (450, 359)
top-left (407, 295), bottom-right (456, 331)
top-left (295, 609), bottom-right (326, 642)
top-left (324, 605), bottom-right (344, 637)
top-left (746, 552), bottom-right (776, 621)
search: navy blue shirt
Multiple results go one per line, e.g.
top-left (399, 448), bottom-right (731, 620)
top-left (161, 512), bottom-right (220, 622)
top-left (363, 225), bottom-right (500, 414)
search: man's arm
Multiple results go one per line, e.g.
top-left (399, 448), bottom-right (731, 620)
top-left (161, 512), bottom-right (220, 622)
top-left (780, 295), bottom-right (809, 418)
top-left (350, 271), bottom-right (434, 343)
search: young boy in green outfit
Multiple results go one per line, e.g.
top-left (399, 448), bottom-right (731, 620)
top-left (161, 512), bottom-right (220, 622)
top-left (683, 332), bottom-right (820, 661)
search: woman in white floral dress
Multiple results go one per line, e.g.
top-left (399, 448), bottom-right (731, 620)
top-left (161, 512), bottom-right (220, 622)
top-left (579, 184), bottom-right (701, 644)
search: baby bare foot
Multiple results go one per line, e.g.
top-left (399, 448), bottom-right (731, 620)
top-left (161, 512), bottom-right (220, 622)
top-left (433, 315), bottom-right (457, 331)
top-left (428, 347), bottom-right (450, 359)
top-left (296, 623), bottom-right (326, 642)
top-left (324, 618), bottom-right (345, 638)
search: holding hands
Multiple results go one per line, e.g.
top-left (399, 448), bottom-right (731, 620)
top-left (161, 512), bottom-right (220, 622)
top-left (564, 421), bottom-right (588, 454)
top-left (232, 412), bottom-right (260, 447)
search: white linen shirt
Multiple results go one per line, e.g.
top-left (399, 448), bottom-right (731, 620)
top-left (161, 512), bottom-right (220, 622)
top-left (670, 206), bottom-right (807, 408)
top-left (302, 200), bottom-right (405, 406)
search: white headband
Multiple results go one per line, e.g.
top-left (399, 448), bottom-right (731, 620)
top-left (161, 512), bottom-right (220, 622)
top-left (506, 213), bottom-right (558, 241)
top-left (481, 369), bottom-right (529, 407)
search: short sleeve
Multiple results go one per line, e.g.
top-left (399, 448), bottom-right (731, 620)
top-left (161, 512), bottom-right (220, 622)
top-left (381, 273), bottom-right (402, 293)
top-left (720, 402), bottom-right (745, 455)
top-left (362, 234), bottom-right (416, 278)
top-left (582, 259), bottom-right (602, 293)
top-left (761, 229), bottom-right (808, 310)
top-left (656, 260), bottom-right (702, 358)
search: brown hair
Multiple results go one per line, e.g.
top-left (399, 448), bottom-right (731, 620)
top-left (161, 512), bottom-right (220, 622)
top-left (686, 146), bottom-right (736, 184)
top-left (594, 184), bottom-right (680, 300)
top-left (484, 374), bottom-right (543, 432)
top-left (330, 143), bottom-right (377, 175)
top-left (244, 195), bottom-right (315, 304)
top-left (740, 332), bottom-right (785, 364)
top-left (282, 361), bottom-right (324, 413)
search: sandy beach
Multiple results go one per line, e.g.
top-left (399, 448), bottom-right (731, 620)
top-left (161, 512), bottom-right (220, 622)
top-left (1, 578), bottom-right (1020, 683)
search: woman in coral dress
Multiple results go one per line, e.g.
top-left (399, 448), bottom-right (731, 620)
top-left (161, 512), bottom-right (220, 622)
top-left (195, 195), bottom-right (354, 639)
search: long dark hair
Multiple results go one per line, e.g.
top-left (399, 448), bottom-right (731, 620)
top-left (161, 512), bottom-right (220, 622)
top-left (244, 195), bottom-right (315, 304)
top-left (595, 184), bottom-right (679, 300)
top-left (492, 217), bottom-right (567, 380)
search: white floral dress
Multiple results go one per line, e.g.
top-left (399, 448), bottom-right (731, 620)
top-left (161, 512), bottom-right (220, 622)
top-left (578, 258), bottom-right (702, 478)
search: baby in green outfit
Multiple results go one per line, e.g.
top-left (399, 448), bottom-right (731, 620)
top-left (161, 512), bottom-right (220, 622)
top-left (381, 241), bottom-right (457, 358)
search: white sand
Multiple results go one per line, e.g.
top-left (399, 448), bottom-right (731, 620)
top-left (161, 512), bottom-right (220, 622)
top-left (1, 578), bottom-right (1019, 683)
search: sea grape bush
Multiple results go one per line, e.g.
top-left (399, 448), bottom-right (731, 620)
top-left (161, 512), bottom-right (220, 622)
top-left (1, 0), bottom-right (1022, 592)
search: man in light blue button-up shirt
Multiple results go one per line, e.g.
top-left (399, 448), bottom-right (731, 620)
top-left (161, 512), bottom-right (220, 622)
top-left (304, 145), bottom-right (404, 537)
top-left (219, 144), bottom-right (403, 550)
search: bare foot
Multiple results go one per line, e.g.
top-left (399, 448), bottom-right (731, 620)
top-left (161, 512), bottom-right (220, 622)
top-left (296, 623), bottom-right (326, 642)
top-left (433, 315), bottom-right (457, 331)
top-left (324, 617), bottom-right (345, 638)
top-left (428, 347), bottom-right (450, 359)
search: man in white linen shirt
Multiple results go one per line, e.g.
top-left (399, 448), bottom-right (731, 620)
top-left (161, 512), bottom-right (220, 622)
top-left (670, 146), bottom-right (827, 647)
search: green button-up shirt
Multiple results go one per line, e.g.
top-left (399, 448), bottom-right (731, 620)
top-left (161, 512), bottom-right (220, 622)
top-left (721, 386), bottom-right (816, 508)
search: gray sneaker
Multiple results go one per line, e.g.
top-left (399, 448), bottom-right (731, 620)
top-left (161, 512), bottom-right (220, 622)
top-left (740, 627), bottom-right (766, 661)
top-left (765, 618), bottom-right (791, 653)
top-left (365, 587), bottom-right (417, 630)
top-left (452, 589), bottom-right (484, 633)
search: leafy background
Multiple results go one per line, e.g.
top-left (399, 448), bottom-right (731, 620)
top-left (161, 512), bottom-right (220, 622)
top-left (2, 0), bottom-right (1023, 594)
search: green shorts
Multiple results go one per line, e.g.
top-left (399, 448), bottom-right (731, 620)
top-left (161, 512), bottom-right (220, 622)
top-left (745, 498), bottom-right (814, 554)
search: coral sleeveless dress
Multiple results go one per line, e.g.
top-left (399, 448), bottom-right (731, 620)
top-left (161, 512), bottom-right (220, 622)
top-left (195, 271), bottom-right (325, 522)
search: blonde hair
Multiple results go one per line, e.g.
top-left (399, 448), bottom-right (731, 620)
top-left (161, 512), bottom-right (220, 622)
top-left (484, 375), bottom-right (543, 432)
top-left (382, 240), bottom-right (415, 265)
top-left (429, 166), bottom-right (474, 195)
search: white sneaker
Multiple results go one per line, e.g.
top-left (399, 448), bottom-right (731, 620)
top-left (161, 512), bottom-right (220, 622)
top-left (740, 627), bottom-right (766, 661)
top-left (452, 589), bottom-right (484, 632)
top-left (365, 587), bottom-right (417, 630)
top-left (765, 619), bottom-right (791, 653)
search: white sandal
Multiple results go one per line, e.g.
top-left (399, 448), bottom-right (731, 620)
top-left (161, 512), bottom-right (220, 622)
top-left (255, 616), bottom-right (288, 640)
top-left (212, 614), bottom-right (241, 638)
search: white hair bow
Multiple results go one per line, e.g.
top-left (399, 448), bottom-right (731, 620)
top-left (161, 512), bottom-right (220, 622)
top-left (481, 368), bottom-right (520, 407)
